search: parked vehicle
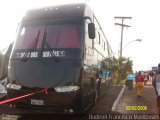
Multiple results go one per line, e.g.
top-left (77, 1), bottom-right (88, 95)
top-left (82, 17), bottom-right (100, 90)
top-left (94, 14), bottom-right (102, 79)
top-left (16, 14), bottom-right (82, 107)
top-left (7, 3), bottom-right (112, 113)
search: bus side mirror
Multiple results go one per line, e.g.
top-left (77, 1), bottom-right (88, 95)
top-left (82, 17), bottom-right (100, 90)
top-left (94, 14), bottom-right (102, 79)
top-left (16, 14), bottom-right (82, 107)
top-left (88, 23), bottom-right (95, 39)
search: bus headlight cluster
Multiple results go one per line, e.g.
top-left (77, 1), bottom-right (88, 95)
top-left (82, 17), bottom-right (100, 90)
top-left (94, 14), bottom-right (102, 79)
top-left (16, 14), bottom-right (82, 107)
top-left (7, 83), bottom-right (22, 90)
top-left (54, 86), bottom-right (79, 92)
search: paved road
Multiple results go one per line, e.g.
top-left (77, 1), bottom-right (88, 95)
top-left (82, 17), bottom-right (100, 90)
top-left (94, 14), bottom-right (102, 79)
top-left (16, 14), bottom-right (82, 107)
top-left (116, 81), bottom-right (157, 114)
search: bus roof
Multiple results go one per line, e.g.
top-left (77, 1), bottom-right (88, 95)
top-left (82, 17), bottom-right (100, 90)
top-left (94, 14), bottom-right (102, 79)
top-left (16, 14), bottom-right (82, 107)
top-left (23, 3), bottom-right (92, 20)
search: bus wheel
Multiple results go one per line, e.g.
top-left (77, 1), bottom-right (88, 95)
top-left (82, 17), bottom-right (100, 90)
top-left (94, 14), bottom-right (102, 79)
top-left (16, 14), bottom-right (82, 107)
top-left (74, 93), bottom-right (84, 113)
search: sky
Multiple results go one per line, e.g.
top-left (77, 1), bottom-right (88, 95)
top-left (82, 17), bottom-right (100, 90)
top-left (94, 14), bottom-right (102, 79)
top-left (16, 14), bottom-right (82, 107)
top-left (0, 0), bottom-right (160, 71)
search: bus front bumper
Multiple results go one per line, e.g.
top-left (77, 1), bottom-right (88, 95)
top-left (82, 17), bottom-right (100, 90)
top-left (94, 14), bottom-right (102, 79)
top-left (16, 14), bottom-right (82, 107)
top-left (7, 88), bottom-right (79, 114)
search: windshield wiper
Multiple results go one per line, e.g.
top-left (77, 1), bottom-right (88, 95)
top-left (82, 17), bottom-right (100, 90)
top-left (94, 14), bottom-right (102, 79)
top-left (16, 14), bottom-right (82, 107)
top-left (39, 23), bottom-right (60, 62)
top-left (33, 30), bottom-right (40, 49)
top-left (42, 32), bottom-right (60, 62)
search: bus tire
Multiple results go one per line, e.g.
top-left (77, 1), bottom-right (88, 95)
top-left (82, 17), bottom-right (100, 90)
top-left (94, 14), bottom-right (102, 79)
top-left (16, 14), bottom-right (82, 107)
top-left (74, 91), bottom-right (84, 114)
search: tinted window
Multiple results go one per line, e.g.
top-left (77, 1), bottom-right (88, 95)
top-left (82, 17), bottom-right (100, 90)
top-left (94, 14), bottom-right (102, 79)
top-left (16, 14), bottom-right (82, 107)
top-left (14, 18), bottom-right (83, 50)
top-left (44, 24), bottom-right (81, 48)
top-left (15, 26), bottom-right (45, 49)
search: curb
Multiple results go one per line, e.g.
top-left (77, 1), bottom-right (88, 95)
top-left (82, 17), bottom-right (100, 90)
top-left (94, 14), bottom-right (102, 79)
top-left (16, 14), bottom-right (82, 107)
top-left (111, 85), bottom-right (126, 111)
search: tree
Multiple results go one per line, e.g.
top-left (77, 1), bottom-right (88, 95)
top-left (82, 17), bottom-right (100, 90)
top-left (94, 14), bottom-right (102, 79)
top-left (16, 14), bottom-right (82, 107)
top-left (119, 57), bottom-right (133, 81)
top-left (104, 56), bottom-right (133, 84)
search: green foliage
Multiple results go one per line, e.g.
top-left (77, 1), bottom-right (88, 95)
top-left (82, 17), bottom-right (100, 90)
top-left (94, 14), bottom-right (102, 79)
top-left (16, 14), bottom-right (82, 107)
top-left (104, 56), bottom-right (133, 84)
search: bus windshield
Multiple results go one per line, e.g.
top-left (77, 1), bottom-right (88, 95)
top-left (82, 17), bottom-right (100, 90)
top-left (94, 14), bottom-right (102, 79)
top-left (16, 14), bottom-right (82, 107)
top-left (14, 19), bottom-right (82, 50)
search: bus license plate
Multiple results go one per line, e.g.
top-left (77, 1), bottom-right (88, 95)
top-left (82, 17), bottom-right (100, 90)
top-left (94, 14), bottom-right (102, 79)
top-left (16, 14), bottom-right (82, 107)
top-left (31, 99), bottom-right (44, 105)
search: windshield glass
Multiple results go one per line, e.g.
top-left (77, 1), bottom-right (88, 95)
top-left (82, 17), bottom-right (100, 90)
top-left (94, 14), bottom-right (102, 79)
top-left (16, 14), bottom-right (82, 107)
top-left (16, 26), bottom-right (45, 49)
top-left (14, 18), bottom-right (82, 50)
top-left (45, 24), bottom-right (81, 48)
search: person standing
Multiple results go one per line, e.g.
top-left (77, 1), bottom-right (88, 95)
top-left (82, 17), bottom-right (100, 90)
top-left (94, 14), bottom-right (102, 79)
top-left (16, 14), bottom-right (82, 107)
top-left (153, 70), bottom-right (160, 114)
top-left (144, 72), bottom-right (148, 85)
top-left (135, 71), bottom-right (144, 97)
top-left (152, 71), bottom-right (157, 94)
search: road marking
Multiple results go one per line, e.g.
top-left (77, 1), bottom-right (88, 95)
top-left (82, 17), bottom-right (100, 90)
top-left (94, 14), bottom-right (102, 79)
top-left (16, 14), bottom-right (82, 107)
top-left (111, 85), bottom-right (126, 111)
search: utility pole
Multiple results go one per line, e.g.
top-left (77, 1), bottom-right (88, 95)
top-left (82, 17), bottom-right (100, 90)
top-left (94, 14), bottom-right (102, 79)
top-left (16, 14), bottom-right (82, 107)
top-left (115, 16), bottom-right (132, 57)
top-left (115, 16), bottom-right (132, 83)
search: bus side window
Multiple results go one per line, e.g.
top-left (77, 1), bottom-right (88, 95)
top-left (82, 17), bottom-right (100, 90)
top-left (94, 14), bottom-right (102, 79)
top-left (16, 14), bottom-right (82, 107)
top-left (95, 30), bottom-right (100, 44)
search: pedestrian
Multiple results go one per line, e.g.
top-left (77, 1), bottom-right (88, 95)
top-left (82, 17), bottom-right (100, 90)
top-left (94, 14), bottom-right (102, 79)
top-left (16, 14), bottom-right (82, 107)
top-left (152, 71), bottom-right (157, 95)
top-left (135, 71), bottom-right (144, 97)
top-left (152, 70), bottom-right (160, 114)
top-left (144, 72), bottom-right (148, 85)
top-left (149, 71), bottom-right (154, 81)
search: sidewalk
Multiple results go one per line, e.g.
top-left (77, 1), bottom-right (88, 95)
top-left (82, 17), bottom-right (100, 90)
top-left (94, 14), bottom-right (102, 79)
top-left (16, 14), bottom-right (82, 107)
top-left (116, 81), bottom-right (157, 114)
top-left (89, 85), bottom-right (123, 114)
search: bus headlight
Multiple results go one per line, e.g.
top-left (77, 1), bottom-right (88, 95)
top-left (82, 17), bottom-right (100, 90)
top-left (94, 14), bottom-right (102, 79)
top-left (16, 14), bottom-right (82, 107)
top-left (54, 86), bottom-right (79, 93)
top-left (7, 83), bottom-right (22, 90)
